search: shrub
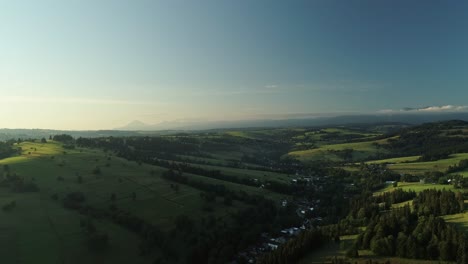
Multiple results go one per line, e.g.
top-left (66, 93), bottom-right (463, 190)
top-left (63, 192), bottom-right (86, 209)
top-left (92, 167), bottom-right (101, 175)
top-left (2, 201), bottom-right (16, 212)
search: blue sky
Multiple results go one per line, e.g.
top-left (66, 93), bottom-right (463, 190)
top-left (1, 0), bottom-right (467, 129)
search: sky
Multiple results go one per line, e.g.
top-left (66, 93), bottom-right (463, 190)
top-left (1, 0), bottom-right (468, 130)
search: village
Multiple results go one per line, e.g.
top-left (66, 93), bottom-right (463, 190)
top-left (234, 174), bottom-right (335, 263)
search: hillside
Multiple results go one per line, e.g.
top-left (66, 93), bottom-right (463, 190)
top-left (2, 121), bottom-right (468, 263)
top-left (0, 141), bottom-right (290, 263)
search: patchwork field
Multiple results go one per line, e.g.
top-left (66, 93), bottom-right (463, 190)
top-left (288, 138), bottom-right (391, 163)
top-left (374, 182), bottom-right (456, 195)
top-left (4, 122), bottom-right (468, 264)
top-left (386, 153), bottom-right (468, 175)
top-left (0, 141), bottom-right (281, 264)
top-left (333, 180), bottom-right (468, 264)
top-left (162, 159), bottom-right (293, 185)
top-left (366, 155), bottom-right (421, 164)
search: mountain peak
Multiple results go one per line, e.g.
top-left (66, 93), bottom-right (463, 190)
top-left (127, 120), bottom-right (147, 126)
top-left (117, 120), bottom-right (150, 130)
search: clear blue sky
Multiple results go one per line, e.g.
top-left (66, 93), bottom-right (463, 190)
top-left (1, 0), bottom-right (467, 129)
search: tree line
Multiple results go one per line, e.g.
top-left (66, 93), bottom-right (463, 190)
top-left (158, 161), bottom-right (294, 195)
top-left (356, 205), bottom-right (467, 262)
top-left (162, 169), bottom-right (281, 205)
top-left (412, 189), bottom-right (464, 216)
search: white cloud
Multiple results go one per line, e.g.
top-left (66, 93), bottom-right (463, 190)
top-left (417, 105), bottom-right (468, 112)
top-left (379, 105), bottom-right (468, 113)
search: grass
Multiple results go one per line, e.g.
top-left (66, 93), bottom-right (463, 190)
top-left (387, 153), bottom-right (468, 175)
top-left (298, 234), bottom-right (443, 264)
top-left (366, 155), bottom-right (421, 164)
top-left (176, 154), bottom-right (230, 166)
top-left (299, 232), bottom-right (456, 264)
top-left (451, 170), bottom-right (468, 177)
top-left (161, 158), bottom-right (294, 185)
top-left (224, 131), bottom-right (254, 139)
top-left (443, 211), bottom-right (468, 231)
top-left (288, 138), bottom-right (391, 163)
top-left (0, 141), bottom-right (280, 263)
top-left (176, 154), bottom-right (267, 170)
top-left (0, 142), bottom-right (159, 263)
top-left (391, 200), bottom-right (413, 209)
top-left (320, 127), bottom-right (380, 137)
top-left (374, 182), bottom-right (456, 195)
top-left (297, 234), bottom-right (356, 264)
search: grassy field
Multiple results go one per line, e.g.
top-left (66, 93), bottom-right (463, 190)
top-left (293, 128), bottom-right (379, 143)
top-left (385, 153), bottom-right (468, 175)
top-left (163, 159), bottom-right (294, 185)
top-left (225, 128), bottom-right (306, 139)
top-left (176, 154), bottom-right (230, 166)
top-left (320, 127), bottom-right (380, 138)
top-left (391, 200), bottom-right (413, 209)
top-left (450, 170), bottom-right (468, 177)
top-left (298, 234), bottom-right (444, 264)
top-left (366, 155), bottom-right (421, 164)
top-left (298, 235), bottom-right (356, 264)
top-left (288, 138), bottom-right (390, 163)
top-left (374, 182), bottom-right (456, 195)
top-left (0, 142), bottom-right (148, 264)
top-left (0, 141), bottom-right (277, 264)
top-left (443, 212), bottom-right (468, 231)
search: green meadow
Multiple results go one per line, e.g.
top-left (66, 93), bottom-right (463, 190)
top-left (0, 141), bottom-right (276, 264)
top-left (163, 159), bottom-right (293, 185)
top-left (374, 182), bottom-right (456, 195)
top-left (288, 138), bottom-right (390, 163)
top-left (386, 153), bottom-right (468, 175)
top-left (444, 212), bottom-right (468, 231)
top-left (366, 155), bottom-right (421, 164)
top-left (4, 123), bottom-right (468, 264)
top-left (298, 234), bottom-right (444, 264)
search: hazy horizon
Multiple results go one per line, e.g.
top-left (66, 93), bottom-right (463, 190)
top-left (2, 0), bottom-right (468, 130)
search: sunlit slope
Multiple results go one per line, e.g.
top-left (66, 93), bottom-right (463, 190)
top-left (0, 141), bottom-right (284, 264)
top-left (287, 138), bottom-right (391, 163)
top-left (374, 182), bottom-right (457, 195)
top-left (444, 212), bottom-right (468, 231)
top-left (365, 155), bottom-right (421, 164)
top-left (0, 142), bottom-right (145, 264)
top-left (385, 153), bottom-right (468, 175)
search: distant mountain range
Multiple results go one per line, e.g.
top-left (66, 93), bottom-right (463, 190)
top-left (116, 112), bottom-right (468, 131)
top-left (0, 129), bottom-right (141, 141)
top-left (0, 112), bottom-right (467, 141)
